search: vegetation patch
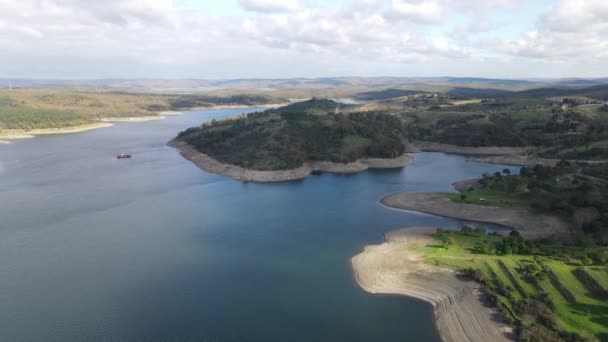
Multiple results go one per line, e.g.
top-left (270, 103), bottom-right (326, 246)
top-left (176, 99), bottom-right (406, 170)
top-left (451, 163), bottom-right (608, 244)
top-left (425, 228), bottom-right (608, 341)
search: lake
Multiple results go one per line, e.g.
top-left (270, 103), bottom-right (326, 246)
top-left (0, 108), bottom-right (517, 341)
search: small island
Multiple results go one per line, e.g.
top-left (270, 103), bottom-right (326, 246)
top-left (169, 98), bottom-right (412, 182)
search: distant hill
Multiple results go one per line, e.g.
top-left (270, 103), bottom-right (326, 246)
top-left (169, 94), bottom-right (287, 109)
top-left (355, 88), bottom-right (425, 101)
top-left (447, 87), bottom-right (513, 98)
top-left (442, 77), bottom-right (533, 86)
top-left (506, 84), bottom-right (608, 100)
top-left (0, 77), bottom-right (553, 92)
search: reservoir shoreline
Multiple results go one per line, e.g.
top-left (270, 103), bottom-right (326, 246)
top-left (0, 123), bottom-right (114, 140)
top-left (168, 139), bottom-right (412, 182)
top-left (0, 104), bottom-right (285, 142)
top-left (380, 192), bottom-right (571, 240)
top-left (351, 227), bottom-right (514, 342)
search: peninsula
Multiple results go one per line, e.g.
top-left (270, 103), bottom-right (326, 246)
top-left (355, 163), bottom-right (608, 341)
top-left (353, 226), bottom-right (608, 341)
top-left (352, 227), bottom-right (514, 342)
top-left (0, 89), bottom-right (287, 140)
top-left (169, 98), bottom-right (412, 182)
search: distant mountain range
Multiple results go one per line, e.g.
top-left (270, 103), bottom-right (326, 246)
top-left (1, 77), bottom-right (607, 92)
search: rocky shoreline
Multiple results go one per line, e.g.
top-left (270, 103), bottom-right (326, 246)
top-left (168, 139), bottom-right (412, 182)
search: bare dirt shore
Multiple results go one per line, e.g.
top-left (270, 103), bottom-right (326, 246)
top-left (0, 123), bottom-right (114, 139)
top-left (467, 155), bottom-right (560, 167)
top-left (416, 142), bottom-right (530, 156)
top-left (352, 227), bottom-right (514, 342)
top-left (381, 192), bottom-right (571, 240)
top-left (469, 155), bottom-right (608, 167)
top-left (100, 116), bottom-right (164, 122)
top-left (168, 139), bottom-right (412, 182)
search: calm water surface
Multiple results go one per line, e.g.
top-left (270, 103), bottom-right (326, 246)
top-left (0, 108), bottom-right (517, 341)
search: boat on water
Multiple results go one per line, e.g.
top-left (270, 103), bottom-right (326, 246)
top-left (116, 154), bottom-right (132, 159)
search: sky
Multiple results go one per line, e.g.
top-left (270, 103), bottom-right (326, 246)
top-left (0, 0), bottom-right (607, 79)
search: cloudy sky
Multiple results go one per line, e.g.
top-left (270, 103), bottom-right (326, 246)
top-left (1, 0), bottom-right (606, 79)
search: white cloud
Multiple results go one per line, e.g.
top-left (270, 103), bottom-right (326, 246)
top-left (0, 0), bottom-right (605, 78)
top-left (483, 0), bottom-right (608, 61)
top-left (386, 0), bottom-right (444, 23)
top-left (239, 0), bottom-right (301, 13)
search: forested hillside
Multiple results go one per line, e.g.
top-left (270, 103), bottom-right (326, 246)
top-left (176, 99), bottom-right (406, 170)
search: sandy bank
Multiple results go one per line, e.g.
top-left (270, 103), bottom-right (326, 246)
top-left (381, 192), bottom-right (571, 240)
top-left (0, 140), bottom-right (10, 145)
top-left (101, 116), bottom-right (164, 122)
top-left (168, 139), bottom-right (412, 182)
top-left (159, 111), bottom-right (183, 115)
top-left (352, 227), bottom-right (513, 342)
top-left (416, 142), bottom-right (529, 156)
top-left (0, 123), bottom-right (114, 139)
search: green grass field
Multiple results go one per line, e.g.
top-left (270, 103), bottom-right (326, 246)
top-left (422, 231), bottom-right (608, 340)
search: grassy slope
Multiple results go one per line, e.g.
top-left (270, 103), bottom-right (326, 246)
top-left (423, 231), bottom-right (608, 339)
top-left (0, 89), bottom-right (289, 131)
top-left (0, 89), bottom-right (169, 130)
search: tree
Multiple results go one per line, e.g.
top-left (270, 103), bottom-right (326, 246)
top-left (510, 230), bottom-right (521, 238)
top-left (460, 194), bottom-right (467, 201)
top-left (446, 236), bottom-right (454, 246)
top-left (461, 225), bottom-right (473, 232)
top-left (582, 256), bottom-right (593, 266)
top-left (503, 168), bottom-right (511, 176)
top-left (441, 234), bottom-right (454, 248)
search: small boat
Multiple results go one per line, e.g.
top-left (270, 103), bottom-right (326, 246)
top-left (116, 153), bottom-right (132, 159)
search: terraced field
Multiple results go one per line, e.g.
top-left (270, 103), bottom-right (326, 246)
top-left (423, 231), bottom-right (608, 340)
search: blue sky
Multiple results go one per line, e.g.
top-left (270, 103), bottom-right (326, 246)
top-left (0, 0), bottom-right (606, 78)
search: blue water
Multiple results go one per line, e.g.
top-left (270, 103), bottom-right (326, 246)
top-left (0, 108), bottom-right (518, 341)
